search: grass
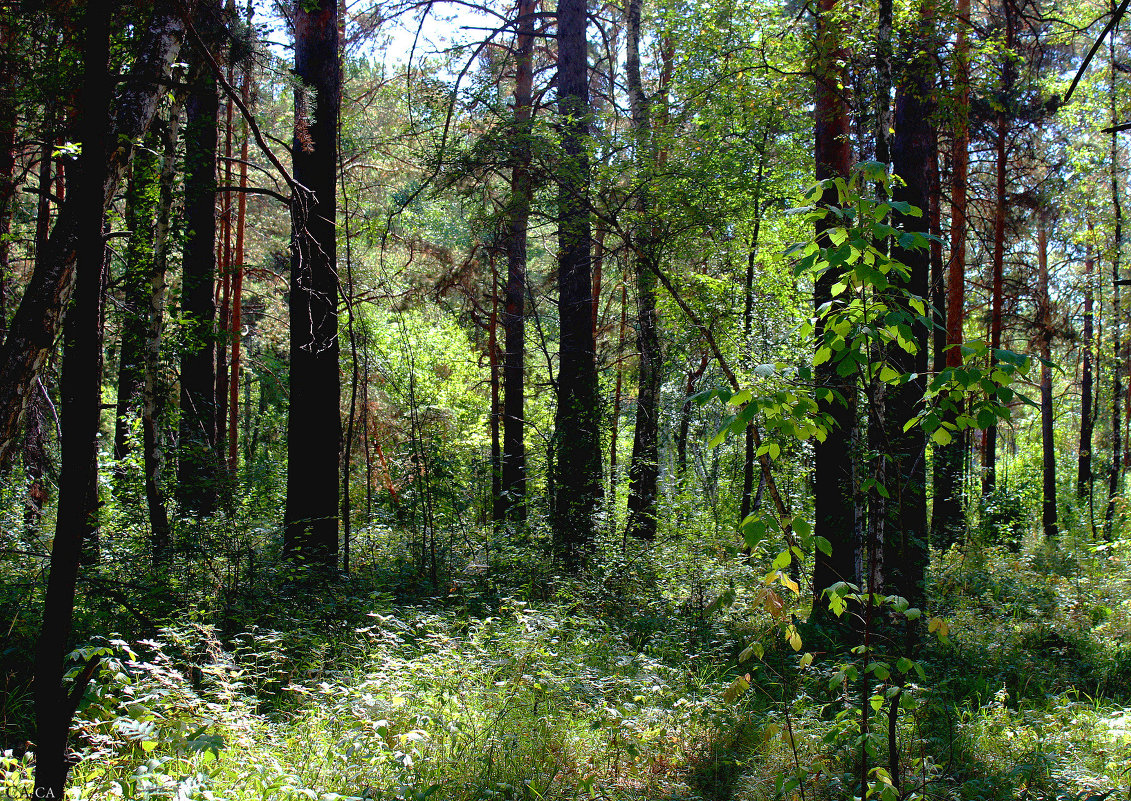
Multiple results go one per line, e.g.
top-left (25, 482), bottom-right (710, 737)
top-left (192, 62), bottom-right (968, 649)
top-left (5, 523), bottom-right (1131, 800)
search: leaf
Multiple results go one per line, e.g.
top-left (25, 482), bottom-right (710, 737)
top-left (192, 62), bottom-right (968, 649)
top-left (814, 535), bottom-right (832, 556)
top-left (723, 674), bottom-right (750, 703)
top-left (786, 625), bottom-right (802, 651)
top-left (771, 549), bottom-right (793, 570)
top-left (931, 428), bottom-right (952, 446)
top-left (800, 652), bottom-right (814, 668)
top-left (896, 657), bottom-right (914, 674)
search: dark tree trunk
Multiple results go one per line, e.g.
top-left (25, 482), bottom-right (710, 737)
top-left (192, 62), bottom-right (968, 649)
top-left (1106, 68), bottom-right (1123, 540)
top-left (501, 0), bottom-right (535, 525)
top-left (0, 1), bottom-right (192, 466)
top-left (0, 16), bottom-right (16, 344)
top-left (1079, 238), bottom-right (1095, 502)
top-left (624, 0), bottom-right (662, 543)
top-left (229, 54), bottom-right (250, 473)
top-left (146, 105), bottom-right (180, 564)
top-left (810, 0), bottom-right (857, 613)
top-left (178, 50), bottom-right (220, 515)
top-left (609, 283), bottom-right (627, 499)
top-left (490, 255), bottom-right (503, 522)
top-left (114, 133), bottom-right (161, 466)
top-left (1037, 218), bottom-right (1057, 538)
top-left (551, 0), bottom-right (603, 570)
top-left (23, 122), bottom-right (59, 532)
top-left (678, 353), bottom-right (708, 487)
top-left (984, 0), bottom-right (1013, 497)
top-left (884, 0), bottom-right (935, 608)
top-left (32, 3), bottom-right (111, 794)
top-left (284, 0), bottom-right (341, 566)
top-left (932, 0), bottom-right (970, 549)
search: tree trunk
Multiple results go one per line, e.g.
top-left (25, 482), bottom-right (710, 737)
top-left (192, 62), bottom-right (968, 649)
top-left (0, 1), bottom-right (193, 466)
top-left (22, 119), bottom-right (59, 531)
top-left (229, 50), bottom-right (250, 473)
top-left (1106, 62), bottom-right (1123, 540)
top-left (884, 0), bottom-right (935, 608)
top-left (932, 0), bottom-right (970, 548)
top-left (114, 133), bottom-right (161, 467)
top-left (502, 0), bottom-right (535, 525)
top-left (1079, 237), bottom-right (1095, 503)
top-left (0, 16), bottom-right (16, 344)
top-left (551, 0), bottom-right (603, 570)
top-left (1038, 217), bottom-right (1057, 538)
top-left (33, 4), bottom-right (111, 794)
top-left (624, 0), bottom-right (662, 543)
top-left (984, 0), bottom-right (1013, 497)
top-left (145, 104), bottom-right (180, 565)
top-left (810, 0), bottom-right (857, 614)
top-left (178, 46), bottom-right (220, 516)
top-left (284, 0), bottom-right (341, 567)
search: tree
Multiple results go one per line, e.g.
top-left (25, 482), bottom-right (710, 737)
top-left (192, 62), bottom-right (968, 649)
top-left (623, 0), bottom-right (664, 543)
top-left (500, 0), bottom-right (537, 525)
top-left (0, 0), bottom-right (192, 466)
top-left (810, 0), bottom-right (857, 613)
top-left (284, 0), bottom-right (342, 567)
top-left (178, 27), bottom-right (221, 515)
top-left (931, 0), bottom-right (971, 549)
top-left (551, 0), bottom-right (603, 570)
top-left (33, 2), bottom-right (111, 793)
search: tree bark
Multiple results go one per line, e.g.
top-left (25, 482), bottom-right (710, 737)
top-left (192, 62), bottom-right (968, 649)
top-left (33, 3), bottom-right (111, 794)
top-left (551, 0), bottom-right (603, 570)
top-left (624, 0), bottom-right (662, 543)
top-left (114, 133), bottom-right (161, 466)
top-left (984, 0), bottom-right (1013, 497)
top-left (932, 0), bottom-right (970, 548)
top-left (284, 0), bottom-right (341, 567)
top-left (145, 104), bottom-right (180, 565)
top-left (1037, 216), bottom-right (1057, 538)
top-left (0, 1), bottom-right (193, 466)
top-left (810, 0), bottom-right (857, 614)
top-left (178, 44), bottom-right (220, 515)
top-left (501, 0), bottom-right (535, 525)
top-left (1106, 55), bottom-right (1123, 540)
top-left (1079, 237), bottom-right (1095, 503)
top-left (884, 0), bottom-right (935, 608)
top-left (0, 16), bottom-right (16, 344)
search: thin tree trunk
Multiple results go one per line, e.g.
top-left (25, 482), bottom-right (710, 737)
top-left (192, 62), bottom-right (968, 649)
top-left (145, 104), bottom-right (179, 564)
top-left (284, 0), bottom-right (341, 566)
top-left (933, 0), bottom-right (970, 547)
top-left (0, 2), bottom-right (193, 466)
top-left (984, 0), bottom-right (1013, 497)
top-left (0, 16), bottom-right (16, 344)
top-left (623, 0), bottom-right (662, 543)
top-left (490, 254), bottom-right (503, 522)
top-left (502, 0), bottom-right (533, 524)
top-left (1079, 236), bottom-right (1095, 502)
top-left (1038, 216), bottom-right (1057, 538)
top-left (609, 283), bottom-right (627, 500)
top-left (1106, 46), bottom-right (1123, 539)
top-left (229, 57), bottom-right (249, 472)
top-left (33, 4), bottom-right (110, 793)
top-left (215, 61), bottom-right (234, 466)
top-left (114, 133), bottom-right (161, 467)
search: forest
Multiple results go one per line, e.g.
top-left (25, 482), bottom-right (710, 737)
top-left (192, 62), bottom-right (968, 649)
top-left (2, 0), bottom-right (1131, 797)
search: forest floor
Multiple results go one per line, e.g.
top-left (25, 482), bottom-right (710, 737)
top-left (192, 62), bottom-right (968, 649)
top-left (4, 531), bottom-right (1131, 801)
